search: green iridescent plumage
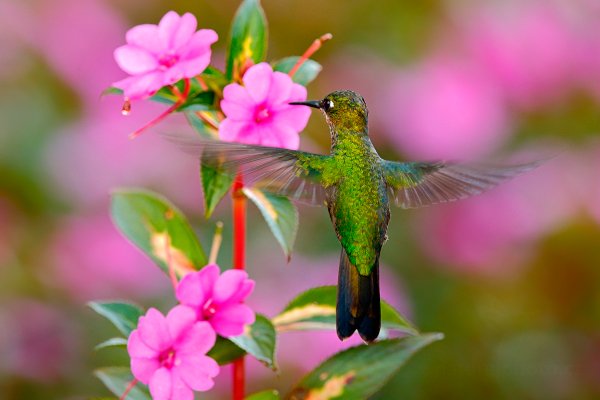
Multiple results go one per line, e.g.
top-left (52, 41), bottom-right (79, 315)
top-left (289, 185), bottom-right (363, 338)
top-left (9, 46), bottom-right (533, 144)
top-left (170, 90), bottom-right (538, 342)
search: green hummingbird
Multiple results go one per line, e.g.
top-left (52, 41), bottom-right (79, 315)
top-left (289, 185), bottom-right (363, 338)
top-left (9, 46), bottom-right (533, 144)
top-left (175, 90), bottom-right (537, 342)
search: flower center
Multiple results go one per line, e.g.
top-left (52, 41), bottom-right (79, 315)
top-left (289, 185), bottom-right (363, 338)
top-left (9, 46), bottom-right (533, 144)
top-left (202, 299), bottom-right (218, 319)
top-left (158, 53), bottom-right (180, 70)
top-left (158, 348), bottom-right (177, 369)
top-left (254, 105), bottom-right (271, 123)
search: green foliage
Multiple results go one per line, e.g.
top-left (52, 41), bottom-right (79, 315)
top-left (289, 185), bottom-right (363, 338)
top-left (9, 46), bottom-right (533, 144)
top-left (201, 163), bottom-right (234, 218)
top-left (287, 334), bottom-right (443, 399)
top-left (226, 0), bottom-right (268, 81)
top-left (273, 286), bottom-right (417, 335)
top-left (230, 314), bottom-right (278, 370)
top-left (88, 301), bottom-right (144, 337)
top-left (94, 337), bottom-right (128, 351)
top-left (208, 336), bottom-right (247, 365)
top-left (272, 57), bottom-right (322, 86)
top-left (95, 367), bottom-right (151, 400)
top-left (244, 187), bottom-right (299, 260)
top-left (246, 390), bottom-right (281, 400)
top-left (185, 110), bottom-right (219, 139)
top-left (111, 189), bottom-right (207, 277)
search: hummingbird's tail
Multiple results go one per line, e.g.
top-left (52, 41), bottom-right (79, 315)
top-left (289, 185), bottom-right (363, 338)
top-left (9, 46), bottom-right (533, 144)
top-left (336, 249), bottom-right (381, 342)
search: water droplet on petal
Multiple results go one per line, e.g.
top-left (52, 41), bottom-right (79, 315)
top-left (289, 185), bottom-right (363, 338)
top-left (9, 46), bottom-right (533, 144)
top-left (121, 99), bottom-right (131, 116)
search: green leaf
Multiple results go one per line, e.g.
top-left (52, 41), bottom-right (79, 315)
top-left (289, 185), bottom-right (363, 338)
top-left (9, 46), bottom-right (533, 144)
top-left (272, 286), bottom-right (418, 335)
top-left (287, 334), bottom-right (443, 400)
top-left (111, 189), bottom-right (206, 277)
top-left (95, 337), bottom-right (128, 350)
top-left (102, 86), bottom-right (123, 97)
top-left (208, 336), bottom-right (246, 365)
top-left (230, 314), bottom-right (277, 370)
top-left (177, 91), bottom-right (216, 112)
top-left (272, 57), bottom-right (322, 86)
top-left (88, 301), bottom-right (144, 336)
top-left (246, 390), bottom-right (280, 400)
top-left (226, 0), bottom-right (268, 81)
top-left (243, 187), bottom-right (298, 260)
top-left (201, 163), bottom-right (234, 218)
top-left (95, 367), bottom-right (151, 400)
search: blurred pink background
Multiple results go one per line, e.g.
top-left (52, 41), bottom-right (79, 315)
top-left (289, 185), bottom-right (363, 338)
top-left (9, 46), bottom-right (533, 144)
top-left (1, 0), bottom-right (599, 398)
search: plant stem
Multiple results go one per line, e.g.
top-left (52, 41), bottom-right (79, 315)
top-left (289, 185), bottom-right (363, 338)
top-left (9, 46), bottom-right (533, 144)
top-left (119, 378), bottom-right (138, 400)
top-left (231, 173), bottom-right (246, 400)
top-left (208, 221), bottom-right (224, 265)
top-left (288, 33), bottom-right (333, 78)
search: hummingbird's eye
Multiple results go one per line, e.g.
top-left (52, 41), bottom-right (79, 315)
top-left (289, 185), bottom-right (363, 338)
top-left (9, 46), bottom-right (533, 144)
top-left (322, 99), bottom-right (334, 111)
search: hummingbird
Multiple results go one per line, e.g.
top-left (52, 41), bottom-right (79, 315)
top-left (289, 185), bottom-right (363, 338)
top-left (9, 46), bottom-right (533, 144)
top-left (173, 90), bottom-right (537, 342)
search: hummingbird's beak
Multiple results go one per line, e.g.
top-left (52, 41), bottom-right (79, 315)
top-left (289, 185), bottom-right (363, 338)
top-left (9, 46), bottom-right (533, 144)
top-left (289, 100), bottom-right (321, 109)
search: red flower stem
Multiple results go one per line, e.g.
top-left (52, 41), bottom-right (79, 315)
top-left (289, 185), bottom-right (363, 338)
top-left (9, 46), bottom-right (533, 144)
top-left (231, 173), bottom-right (246, 400)
top-left (119, 378), bottom-right (138, 400)
top-left (195, 76), bottom-right (209, 91)
top-left (129, 101), bottom-right (182, 140)
top-left (195, 111), bottom-right (221, 131)
top-left (288, 33), bottom-right (333, 78)
top-left (128, 79), bottom-right (191, 140)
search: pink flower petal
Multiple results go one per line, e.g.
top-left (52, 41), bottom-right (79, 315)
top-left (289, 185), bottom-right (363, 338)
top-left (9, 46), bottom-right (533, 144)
top-left (158, 12), bottom-right (197, 50)
top-left (166, 305), bottom-right (196, 341)
top-left (211, 304), bottom-right (255, 337)
top-left (149, 367), bottom-right (172, 400)
top-left (177, 321), bottom-right (216, 355)
top-left (222, 83), bottom-right (255, 108)
top-left (266, 72), bottom-right (293, 105)
top-left (261, 122), bottom-right (300, 149)
top-left (177, 354), bottom-right (219, 391)
top-left (242, 62), bottom-right (273, 103)
top-left (197, 264), bottom-right (219, 298)
top-left (126, 24), bottom-right (164, 53)
top-left (163, 65), bottom-right (185, 86)
top-left (113, 72), bottom-right (164, 100)
top-left (218, 118), bottom-right (251, 142)
top-left (221, 99), bottom-right (254, 121)
top-left (179, 30), bottom-right (218, 59)
top-left (288, 82), bottom-right (308, 102)
top-left (138, 308), bottom-right (171, 351)
top-left (212, 269), bottom-right (251, 305)
top-left (176, 273), bottom-right (207, 308)
top-left (130, 357), bottom-right (160, 384)
top-left (170, 369), bottom-right (194, 400)
top-left (114, 45), bottom-right (158, 75)
top-left (127, 330), bottom-right (157, 358)
top-left (272, 106), bottom-right (311, 133)
top-left (175, 54), bottom-right (212, 78)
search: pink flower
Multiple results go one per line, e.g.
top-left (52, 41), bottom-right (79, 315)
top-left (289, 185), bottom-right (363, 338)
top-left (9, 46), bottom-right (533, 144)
top-left (176, 264), bottom-right (255, 337)
top-left (128, 306), bottom-right (219, 400)
top-left (219, 62), bottom-right (311, 149)
top-left (458, 2), bottom-right (580, 109)
top-left (113, 11), bottom-right (217, 100)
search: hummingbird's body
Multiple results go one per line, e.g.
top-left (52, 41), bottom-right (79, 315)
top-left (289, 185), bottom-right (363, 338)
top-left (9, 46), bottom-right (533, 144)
top-left (177, 90), bottom-right (538, 342)
top-left (326, 131), bottom-right (389, 340)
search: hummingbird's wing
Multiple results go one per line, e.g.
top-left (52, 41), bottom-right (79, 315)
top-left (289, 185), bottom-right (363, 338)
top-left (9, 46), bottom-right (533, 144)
top-left (382, 160), bottom-right (539, 209)
top-left (166, 135), bottom-right (330, 206)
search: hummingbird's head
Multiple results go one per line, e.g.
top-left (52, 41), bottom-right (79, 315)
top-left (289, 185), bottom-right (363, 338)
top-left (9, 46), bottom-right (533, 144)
top-left (291, 90), bottom-right (368, 133)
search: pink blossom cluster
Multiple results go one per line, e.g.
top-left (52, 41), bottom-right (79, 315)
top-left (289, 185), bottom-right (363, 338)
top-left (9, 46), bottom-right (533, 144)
top-left (113, 11), bottom-right (217, 100)
top-left (128, 265), bottom-right (255, 400)
top-left (112, 12), bottom-right (311, 149)
top-left (219, 62), bottom-right (311, 150)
